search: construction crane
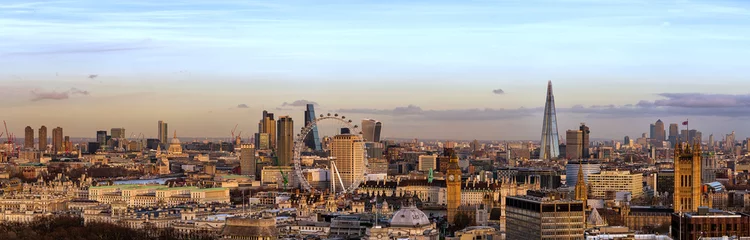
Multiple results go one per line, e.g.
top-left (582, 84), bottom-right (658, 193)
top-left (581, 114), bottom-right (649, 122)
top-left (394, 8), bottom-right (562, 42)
top-left (3, 120), bottom-right (9, 144)
top-left (230, 124), bottom-right (238, 143)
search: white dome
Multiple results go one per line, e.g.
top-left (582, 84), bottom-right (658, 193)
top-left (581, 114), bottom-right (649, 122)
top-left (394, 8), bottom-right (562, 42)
top-left (170, 137), bottom-right (181, 145)
top-left (390, 205), bottom-right (430, 227)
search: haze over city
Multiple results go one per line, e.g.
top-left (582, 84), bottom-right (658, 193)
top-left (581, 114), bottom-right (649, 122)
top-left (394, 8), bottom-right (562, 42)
top-left (2, 0), bottom-right (750, 140)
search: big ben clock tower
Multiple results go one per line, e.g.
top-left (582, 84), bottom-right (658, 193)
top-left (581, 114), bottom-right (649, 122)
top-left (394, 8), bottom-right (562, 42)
top-left (446, 151), bottom-right (462, 224)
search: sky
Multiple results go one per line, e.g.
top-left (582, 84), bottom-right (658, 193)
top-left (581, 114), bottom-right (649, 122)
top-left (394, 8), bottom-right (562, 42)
top-left (2, 0), bottom-right (750, 141)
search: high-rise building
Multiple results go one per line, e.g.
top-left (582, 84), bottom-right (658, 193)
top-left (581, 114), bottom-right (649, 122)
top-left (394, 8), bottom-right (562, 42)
top-left (38, 126), bottom-right (47, 151)
top-left (674, 142), bottom-right (702, 213)
top-left (417, 155), bottom-right (437, 172)
top-left (540, 81), bottom-right (560, 160)
top-left (52, 127), bottom-right (63, 153)
top-left (579, 123), bottom-right (590, 158)
top-left (654, 119), bottom-right (665, 146)
top-left (362, 119), bottom-right (382, 142)
top-left (669, 123), bottom-right (679, 147)
top-left (726, 131), bottom-right (736, 151)
top-left (257, 111), bottom-right (276, 150)
top-left (276, 116), bottom-right (293, 166)
top-left (649, 124), bottom-right (656, 140)
top-left (624, 136), bottom-right (630, 146)
top-left (565, 130), bottom-right (582, 159)
top-left (446, 153), bottom-right (461, 224)
top-left (110, 128), bottom-right (125, 139)
top-left (96, 130), bottom-right (107, 146)
top-left (331, 134), bottom-right (364, 192)
top-left (64, 136), bottom-right (71, 152)
top-left (506, 192), bottom-right (585, 239)
top-left (708, 134), bottom-right (715, 149)
top-left (24, 126), bottom-right (33, 149)
top-left (303, 104), bottom-right (322, 151)
top-left (158, 120), bottom-right (168, 144)
top-left (240, 144), bottom-right (256, 177)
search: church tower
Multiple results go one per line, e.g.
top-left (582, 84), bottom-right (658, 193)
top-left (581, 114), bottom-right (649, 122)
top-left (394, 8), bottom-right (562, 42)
top-left (574, 162), bottom-right (588, 209)
top-left (446, 152), bottom-right (462, 224)
top-left (674, 142), bottom-right (702, 212)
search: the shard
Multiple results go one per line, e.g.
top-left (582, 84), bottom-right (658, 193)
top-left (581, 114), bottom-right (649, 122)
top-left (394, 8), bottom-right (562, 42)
top-left (540, 80), bottom-right (560, 160)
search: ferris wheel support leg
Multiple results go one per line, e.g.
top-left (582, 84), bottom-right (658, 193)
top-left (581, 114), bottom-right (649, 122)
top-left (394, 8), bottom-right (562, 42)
top-left (331, 161), bottom-right (346, 194)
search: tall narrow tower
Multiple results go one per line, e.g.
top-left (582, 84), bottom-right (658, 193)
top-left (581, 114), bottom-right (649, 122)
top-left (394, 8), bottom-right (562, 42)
top-left (24, 126), bottom-right (34, 149)
top-left (304, 104), bottom-right (322, 151)
top-left (673, 142), bottom-right (702, 212)
top-left (38, 126), bottom-right (47, 152)
top-left (540, 81), bottom-right (560, 160)
top-left (574, 163), bottom-right (588, 209)
top-left (276, 116), bottom-right (293, 166)
top-left (446, 152), bottom-right (462, 224)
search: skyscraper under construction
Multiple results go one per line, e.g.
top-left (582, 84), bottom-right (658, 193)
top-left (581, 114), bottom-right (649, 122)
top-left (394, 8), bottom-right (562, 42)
top-left (540, 81), bottom-right (560, 160)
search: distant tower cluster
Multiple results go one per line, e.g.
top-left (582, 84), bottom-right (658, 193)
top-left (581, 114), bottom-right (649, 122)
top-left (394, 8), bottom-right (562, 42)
top-left (540, 81), bottom-right (560, 160)
top-left (256, 111), bottom-right (276, 150)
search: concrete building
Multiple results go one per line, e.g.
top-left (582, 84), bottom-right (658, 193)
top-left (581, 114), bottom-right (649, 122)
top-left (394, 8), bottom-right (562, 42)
top-left (51, 127), bottom-right (63, 153)
top-left (671, 207), bottom-right (750, 240)
top-left (566, 130), bottom-right (583, 159)
top-left (276, 116), bottom-right (293, 166)
top-left (24, 126), bottom-right (33, 149)
top-left (331, 134), bottom-right (365, 191)
top-left (240, 144), bottom-right (256, 177)
top-left (506, 191), bottom-right (585, 239)
top-left (38, 126), bottom-right (47, 152)
top-left (587, 170), bottom-right (644, 198)
top-left (418, 155), bottom-right (437, 172)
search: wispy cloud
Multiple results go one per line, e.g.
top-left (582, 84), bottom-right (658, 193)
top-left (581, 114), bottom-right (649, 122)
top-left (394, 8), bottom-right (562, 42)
top-left (282, 100), bottom-right (317, 107)
top-left (237, 104), bottom-right (249, 108)
top-left (4, 39), bottom-right (156, 56)
top-left (30, 87), bottom-right (90, 101)
top-left (492, 89), bottom-right (505, 94)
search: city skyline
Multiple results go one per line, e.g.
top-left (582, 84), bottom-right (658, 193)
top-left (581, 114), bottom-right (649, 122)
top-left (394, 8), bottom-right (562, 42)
top-left (3, 0), bottom-right (750, 140)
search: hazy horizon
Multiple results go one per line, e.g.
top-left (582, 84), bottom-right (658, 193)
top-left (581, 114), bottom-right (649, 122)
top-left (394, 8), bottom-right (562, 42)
top-left (3, 0), bottom-right (750, 140)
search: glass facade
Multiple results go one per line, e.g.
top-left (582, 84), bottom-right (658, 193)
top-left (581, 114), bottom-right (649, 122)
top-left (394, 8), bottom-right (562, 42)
top-left (540, 81), bottom-right (560, 160)
top-left (304, 104), bottom-right (322, 151)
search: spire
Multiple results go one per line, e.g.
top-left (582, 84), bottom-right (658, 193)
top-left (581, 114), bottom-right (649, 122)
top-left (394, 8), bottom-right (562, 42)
top-left (540, 80), bottom-right (560, 160)
top-left (449, 152), bottom-right (458, 163)
top-left (173, 130), bottom-right (177, 139)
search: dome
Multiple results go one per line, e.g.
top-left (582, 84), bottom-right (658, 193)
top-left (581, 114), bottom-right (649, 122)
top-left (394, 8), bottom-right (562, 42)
top-left (170, 137), bottom-right (181, 145)
top-left (390, 204), bottom-right (430, 227)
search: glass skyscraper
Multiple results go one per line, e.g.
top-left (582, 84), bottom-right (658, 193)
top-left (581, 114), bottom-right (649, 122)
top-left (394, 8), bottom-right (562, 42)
top-left (304, 104), bottom-right (322, 151)
top-left (540, 81), bottom-right (560, 160)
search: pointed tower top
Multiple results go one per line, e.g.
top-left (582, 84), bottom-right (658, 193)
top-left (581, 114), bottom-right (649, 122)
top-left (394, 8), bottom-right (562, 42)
top-left (173, 130), bottom-right (177, 139)
top-left (449, 152), bottom-right (459, 163)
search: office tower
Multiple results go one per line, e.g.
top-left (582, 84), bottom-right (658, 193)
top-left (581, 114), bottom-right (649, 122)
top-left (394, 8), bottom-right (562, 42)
top-left (256, 133), bottom-right (270, 150)
top-left (624, 136), bottom-right (630, 146)
top-left (276, 116), bottom-right (293, 166)
top-left (418, 155), bottom-right (437, 172)
top-left (110, 128), bottom-right (125, 139)
top-left (506, 192), bottom-right (585, 239)
top-left (709, 134), bottom-right (714, 149)
top-left (240, 144), bottom-right (256, 177)
top-left (446, 153), bottom-right (461, 224)
top-left (52, 127), bottom-right (63, 153)
top-left (96, 130), bottom-right (107, 146)
top-left (649, 124), bottom-right (655, 140)
top-left (373, 121), bottom-right (382, 142)
top-left (565, 130), bottom-right (582, 159)
top-left (654, 119), bottom-right (665, 142)
top-left (158, 120), bottom-right (168, 144)
top-left (303, 104), bottom-right (322, 151)
top-left (257, 111), bottom-right (277, 150)
top-left (361, 119), bottom-right (382, 142)
top-left (669, 123), bottom-right (679, 147)
top-left (674, 142), bottom-right (702, 213)
top-left (24, 126), bottom-right (33, 149)
top-left (726, 131), bottom-right (736, 151)
top-left (331, 134), bottom-right (364, 191)
top-left (540, 81), bottom-right (560, 160)
top-left (38, 126), bottom-right (47, 151)
top-left (579, 123), bottom-right (590, 158)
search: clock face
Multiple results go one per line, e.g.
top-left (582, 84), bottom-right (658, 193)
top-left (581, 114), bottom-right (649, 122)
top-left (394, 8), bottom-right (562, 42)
top-left (449, 175), bottom-right (455, 181)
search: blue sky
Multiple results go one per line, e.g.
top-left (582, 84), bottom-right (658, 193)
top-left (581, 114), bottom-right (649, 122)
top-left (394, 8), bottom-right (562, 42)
top-left (2, 0), bottom-right (750, 140)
